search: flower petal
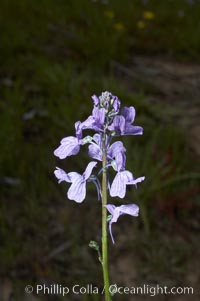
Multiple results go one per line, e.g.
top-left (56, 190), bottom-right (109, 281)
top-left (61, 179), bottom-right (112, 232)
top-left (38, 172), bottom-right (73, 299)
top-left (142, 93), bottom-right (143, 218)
top-left (88, 134), bottom-right (102, 161)
top-left (110, 170), bottom-right (134, 198)
top-left (81, 115), bottom-right (95, 129)
top-left (67, 172), bottom-right (82, 182)
top-left (114, 115), bottom-right (125, 134)
top-left (112, 95), bottom-right (121, 112)
top-left (75, 121), bottom-right (82, 140)
top-left (92, 107), bottom-right (106, 129)
top-left (114, 152), bottom-right (126, 171)
top-left (105, 204), bottom-right (119, 244)
top-left (92, 133), bottom-right (101, 145)
top-left (127, 176), bottom-right (145, 185)
top-left (121, 106), bottom-right (135, 124)
top-left (107, 141), bottom-right (126, 171)
top-left (125, 125), bottom-right (143, 135)
top-left (110, 208), bottom-right (121, 223)
top-left (83, 161), bottom-right (97, 180)
top-left (109, 222), bottom-right (115, 244)
top-left (76, 116), bottom-right (95, 139)
top-left (54, 136), bottom-right (80, 159)
top-left (105, 204), bottom-right (116, 215)
top-left (67, 178), bottom-right (86, 203)
top-left (105, 203), bottom-right (139, 244)
top-left (92, 94), bottom-right (100, 106)
top-left (121, 170), bottom-right (134, 182)
top-left (117, 204), bottom-right (139, 217)
top-left (110, 172), bottom-right (126, 198)
top-left (54, 167), bottom-right (71, 183)
top-left (88, 143), bottom-right (102, 161)
top-left (107, 141), bottom-right (126, 159)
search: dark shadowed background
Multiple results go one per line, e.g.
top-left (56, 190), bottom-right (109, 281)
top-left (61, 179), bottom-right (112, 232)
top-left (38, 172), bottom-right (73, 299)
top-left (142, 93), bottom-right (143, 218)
top-left (0, 0), bottom-right (200, 300)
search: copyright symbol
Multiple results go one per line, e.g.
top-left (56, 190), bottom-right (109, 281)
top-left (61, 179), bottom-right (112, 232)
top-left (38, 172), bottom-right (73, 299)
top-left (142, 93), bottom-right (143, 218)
top-left (109, 284), bottom-right (118, 295)
top-left (25, 285), bottom-right (33, 294)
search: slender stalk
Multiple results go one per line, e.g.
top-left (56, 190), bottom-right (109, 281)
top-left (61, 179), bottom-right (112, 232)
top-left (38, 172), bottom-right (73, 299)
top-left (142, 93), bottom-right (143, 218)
top-left (101, 136), bottom-right (111, 301)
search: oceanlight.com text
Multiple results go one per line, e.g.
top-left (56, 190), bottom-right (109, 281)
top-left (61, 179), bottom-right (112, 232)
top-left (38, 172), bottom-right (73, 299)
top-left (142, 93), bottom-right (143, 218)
top-left (25, 283), bottom-right (194, 297)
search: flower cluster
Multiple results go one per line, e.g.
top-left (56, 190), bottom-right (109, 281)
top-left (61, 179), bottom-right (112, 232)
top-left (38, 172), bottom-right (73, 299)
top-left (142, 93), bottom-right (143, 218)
top-left (54, 91), bottom-right (145, 242)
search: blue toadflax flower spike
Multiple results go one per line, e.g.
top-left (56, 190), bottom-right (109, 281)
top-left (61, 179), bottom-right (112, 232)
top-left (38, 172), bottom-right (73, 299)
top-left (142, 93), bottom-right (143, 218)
top-left (54, 90), bottom-right (146, 301)
top-left (54, 91), bottom-right (145, 242)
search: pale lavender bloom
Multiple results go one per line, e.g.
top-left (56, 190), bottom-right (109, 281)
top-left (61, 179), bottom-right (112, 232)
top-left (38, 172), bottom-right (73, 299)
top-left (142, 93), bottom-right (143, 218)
top-left (88, 135), bottom-right (126, 167)
top-left (107, 141), bottom-right (126, 162)
top-left (75, 116), bottom-right (94, 139)
top-left (54, 115), bottom-right (96, 159)
top-left (108, 141), bottom-right (126, 171)
top-left (54, 136), bottom-right (81, 159)
top-left (67, 161), bottom-right (97, 203)
top-left (112, 152), bottom-right (126, 171)
top-left (76, 107), bottom-right (106, 134)
top-left (122, 106), bottom-right (143, 135)
top-left (110, 170), bottom-right (132, 198)
top-left (110, 171), bottom-right (145, 198)
top-left (54, 121), bottom-right (84, 159)
top-left (54, 161), bottom-right (97, 203)
top-left (108, 115), bottom-right (124, 134)
top-left (105, 204), bottom-right (139, 243)
top-left (108, 106), bottom-right (143, 136)
top-left (121, 106), bottom-right (135, 123)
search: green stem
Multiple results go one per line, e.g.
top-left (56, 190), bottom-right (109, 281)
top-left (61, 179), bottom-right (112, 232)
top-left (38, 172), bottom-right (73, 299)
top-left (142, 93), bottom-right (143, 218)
top-left (101, 137), bottom-right (111, 301)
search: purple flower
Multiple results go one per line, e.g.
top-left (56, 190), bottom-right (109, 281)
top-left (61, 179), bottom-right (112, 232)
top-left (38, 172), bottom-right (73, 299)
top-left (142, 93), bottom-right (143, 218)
top-left (54, 136), bottom-right (81, 159)
top-left (76, 108), bottom-right (106, 134)
top-left (122, 106), bottom-right (135, 124)
top-left (75, 117), bottom-right (94, 139)
top-left (122, 106), bottom-right (143, 135)
top-left (105, 204), bottom-right (139, 243)
top-left (108, 106), bottom-right (143, 136)
top-left (110, 171), bottom-right (145, 198)
top-left (88, 135), bottom-right (126, 167)
top-left (54, 161), bottom-right (97, 203)
top-left (54, 114), bottom-right (98, 159)
top-left (107, 141), bottom-right (126, 162)
top-left (108, 141), bottom-right (126, 171)
top-left (54, 120), bottom-right (86, 159)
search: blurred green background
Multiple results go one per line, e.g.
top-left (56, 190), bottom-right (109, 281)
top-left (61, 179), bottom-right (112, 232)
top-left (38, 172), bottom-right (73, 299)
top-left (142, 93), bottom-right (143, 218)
top-left (0, 0), bottom-right (200, 300)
